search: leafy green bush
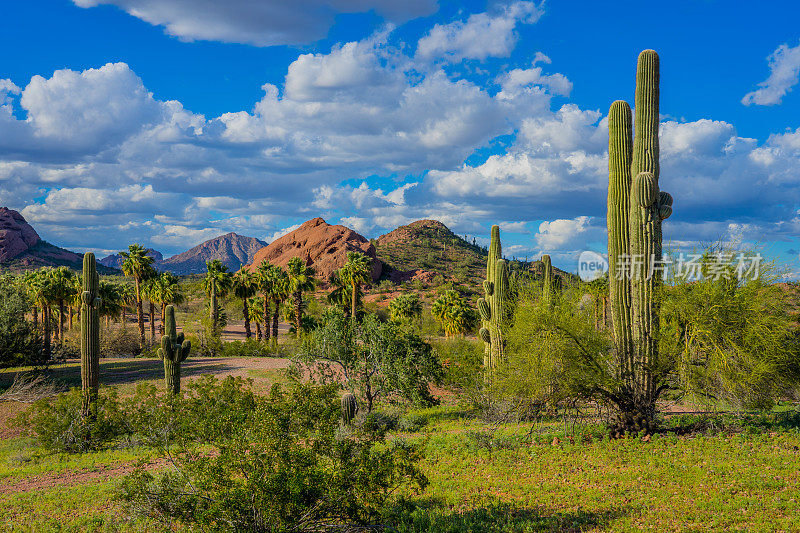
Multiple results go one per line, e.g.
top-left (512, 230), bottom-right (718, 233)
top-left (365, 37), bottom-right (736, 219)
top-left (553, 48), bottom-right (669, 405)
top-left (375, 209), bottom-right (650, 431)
top-left (220, 338), bottom-right (275, 357)
top-left (120, 376), bottom-right (427, 531)
top-left (17, 388), bottom-right (127, 452)
top-left (0, 275), bottom-right (38, 367)
top-left (301, 309), bottom-right (443, 412)
top-left (433, 337), bottom-right (483, 391)
top-left (99, 323), bottom-right (142, 357)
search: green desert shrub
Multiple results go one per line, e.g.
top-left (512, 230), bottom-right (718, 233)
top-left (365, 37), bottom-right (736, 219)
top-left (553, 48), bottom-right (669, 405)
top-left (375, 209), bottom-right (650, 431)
top-left (433, 337), bottom-right (484, 391)
top-left (119, 376), bottom-right (427, 531)
top-left (301, 309), bottom-right (443, 412)
top-left (0, 276), bottom-right (39, 367)
top-left (17, 388), bottom-right (127, 453)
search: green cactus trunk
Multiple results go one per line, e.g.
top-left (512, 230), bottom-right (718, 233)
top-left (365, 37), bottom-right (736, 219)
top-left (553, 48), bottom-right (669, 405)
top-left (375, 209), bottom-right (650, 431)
top-left (80, 253), bottom-right (101, 419)
top-left (158, 305), bottom-right (192, 394)
top-left (488, 259), bottom-right (509, 367)
top-left (606, 50), bottom-right (673, 432)
top-left (479, 225), bottom-right (502, 372)
top-left (607, 100), bottom-right (634, 390)
top-left (341, 393), bottom-right (357, 425)
top-left (542, 255), bottom-right (553, 304)
top-left (164, 358), bottom-right (181, 394)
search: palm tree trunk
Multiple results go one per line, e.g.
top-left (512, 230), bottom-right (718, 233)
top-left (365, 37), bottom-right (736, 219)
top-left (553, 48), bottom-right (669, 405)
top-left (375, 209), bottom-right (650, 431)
top-left (263, 294), bottom-right (271, 342)
top-left (135, 280), bottom-right (145, 348)
top-left (255, 322), bottom-right (262, 340)
top-left (149, 302), bottom-right (156, 341)
top-left (210, 279), bottom-right (218, 336)
top-left (243, 299), bottom-right (251, 339)
top-left (33, 307), bottom-right (38, 334)
top-left (58, 299), bottom-right (65, 343)
top-left (68, 306), bottom-right (74, 331)
top-left (272, 301), bottom-right (279, 343)
top-left (43, 306), bottom-right (51, 360)
top-left (351, 283), bottom-right (357, 322)
top-left (160, 303), bottom-right (166, 336)
top-left (294, 291), bottom-right (302, 338)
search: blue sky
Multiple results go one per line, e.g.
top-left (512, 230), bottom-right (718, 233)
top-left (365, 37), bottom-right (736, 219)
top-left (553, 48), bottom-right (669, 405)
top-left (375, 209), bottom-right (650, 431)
top-left (1, 0), bottom-right (799, 276)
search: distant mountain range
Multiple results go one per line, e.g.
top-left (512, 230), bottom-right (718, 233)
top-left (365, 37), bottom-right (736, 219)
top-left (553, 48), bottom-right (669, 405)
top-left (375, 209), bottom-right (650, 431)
top-left (101, 233), bottom-right (268, 274)
top-left (0, 206), bottom-right (570, 282)
top-left (157, 233), bottom-right (268, 274)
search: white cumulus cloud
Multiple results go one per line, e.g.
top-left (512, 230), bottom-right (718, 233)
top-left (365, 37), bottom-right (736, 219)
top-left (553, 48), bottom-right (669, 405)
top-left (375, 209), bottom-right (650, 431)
top-left (742, 40), bottom-right (800, 105)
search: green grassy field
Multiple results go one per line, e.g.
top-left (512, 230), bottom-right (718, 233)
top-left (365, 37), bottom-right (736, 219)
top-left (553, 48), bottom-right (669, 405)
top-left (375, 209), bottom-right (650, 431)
top-left (2, 399), bottom-right (799, 532)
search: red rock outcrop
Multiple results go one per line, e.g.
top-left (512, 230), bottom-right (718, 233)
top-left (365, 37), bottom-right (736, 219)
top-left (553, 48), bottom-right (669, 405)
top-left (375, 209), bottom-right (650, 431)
top-left (0, 208), bottom-right (41, 262)
top-left (247, 218), bottom-right (381, 283)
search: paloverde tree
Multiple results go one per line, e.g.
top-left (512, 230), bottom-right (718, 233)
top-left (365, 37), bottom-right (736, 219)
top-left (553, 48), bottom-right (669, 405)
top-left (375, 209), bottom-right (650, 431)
top-left (286, 257), bottom-right (317, 338)
top-left (233, 267), bottom-right (258, 339)
top-left (120, 244), bottom-right (157, 348)
top-left (305, 309), bottom-right (443, 412)
top-left (338, 252), bottom-right (372, 320)
top-left (203, 260), bottom-right (232, 338)
top-left (432, 290), bottom-right (476, 338)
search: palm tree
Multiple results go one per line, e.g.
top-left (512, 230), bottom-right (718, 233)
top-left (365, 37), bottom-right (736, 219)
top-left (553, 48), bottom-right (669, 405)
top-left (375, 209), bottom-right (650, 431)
top-left (268, 266), bottom-right (290, 345)
top-left (286, 257), bottom-right (316, 338)
top-left (146, 272), bottom-right (183, 336)
top-left (255, 260), bottom-right (277, 343)
top-left (26, 269), bottom-right (54, 358)
top-left (247, 296), bottom-right (265, 340)
top-left (98, 281), bottom-right (124, 326)
top-left (118, 282), bottom-right (135, 326)
top-left (120, 244), bottom-right (156, 348)
top-left (389, 293), bottom-right (423, 324)
top-left (141, 280), bottom-right (159, 342)
top-left (203, 260), bottom-right (232, 337)
top-left (68, 275), bottom-right (82, 331)
top-left (22, 270), bottom-right (41, 333)
top-left (233, 267), bottom-right (258, 339)
top-left (338, 252), bottom-right (372, 320)
top-left (327, 271), bottom-right (361, 318)
top-left (432, 290), bottom-right (475, 338)
top-left (48, 266), bottom-right (77, 343)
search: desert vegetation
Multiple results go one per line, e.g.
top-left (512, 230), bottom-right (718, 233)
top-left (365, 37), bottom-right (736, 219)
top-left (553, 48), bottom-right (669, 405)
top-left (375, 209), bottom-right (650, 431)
top-left (1, 49), bottom-right (800, 532)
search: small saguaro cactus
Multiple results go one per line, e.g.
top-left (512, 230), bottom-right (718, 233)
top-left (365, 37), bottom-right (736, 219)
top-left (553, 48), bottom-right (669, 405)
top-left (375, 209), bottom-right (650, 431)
top-left (606, 49), bottom-right (673, 432)
top-left (341, 392), bottom-right (358, 425)
top-left (81, 252), bottom-right (101, 418)
top-left (541, 254), bottom-right (553, 302)
top-left (158, 305), bottom-right (192, 394)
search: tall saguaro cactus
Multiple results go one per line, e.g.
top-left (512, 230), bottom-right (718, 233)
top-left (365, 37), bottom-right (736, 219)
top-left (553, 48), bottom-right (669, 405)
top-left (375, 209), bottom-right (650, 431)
top-left (478, 225), bottom-right (509, 374)
top-left (158, 305), bottom-right (192, 394)
top-left (81, 253), bottom-right (101, 418)
top-left (606, 50), bottom-right (673, 431)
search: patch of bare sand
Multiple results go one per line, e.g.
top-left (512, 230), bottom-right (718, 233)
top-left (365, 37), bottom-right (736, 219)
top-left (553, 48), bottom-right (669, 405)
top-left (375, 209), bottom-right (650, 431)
top-left (0, 458), bottom-right (169, 494)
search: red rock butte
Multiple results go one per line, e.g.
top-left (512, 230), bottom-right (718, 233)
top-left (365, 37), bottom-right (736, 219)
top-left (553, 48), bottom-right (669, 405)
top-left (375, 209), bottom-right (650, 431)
top-left (0, 208), bottom-right (41, 262)
top-left (247, 218), bottom-right (382, 283)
